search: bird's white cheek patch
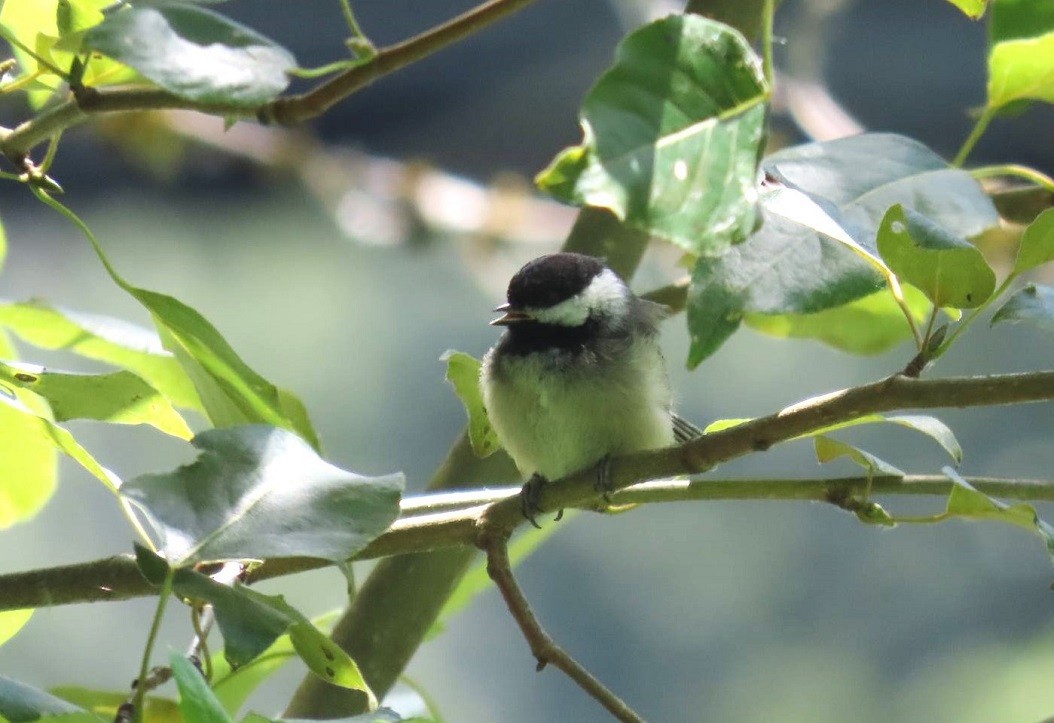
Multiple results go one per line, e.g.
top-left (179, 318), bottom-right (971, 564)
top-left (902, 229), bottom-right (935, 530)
top-left (531, 269), bottom-right (628, 326)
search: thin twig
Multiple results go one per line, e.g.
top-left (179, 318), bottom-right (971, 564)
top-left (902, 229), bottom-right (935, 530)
top-left (478, 530), bottom-right (646, 723)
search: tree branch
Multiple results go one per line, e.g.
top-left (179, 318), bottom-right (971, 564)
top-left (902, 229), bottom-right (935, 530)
top-left (478, 530), bottom-right (646, 723)
top-left (3, 470), bottom-right (1053, 613)
top-left (0, 0), bottom-right (539, 163)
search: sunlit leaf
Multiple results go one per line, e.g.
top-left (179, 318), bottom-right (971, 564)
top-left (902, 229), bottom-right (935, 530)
top-left (988, 32), bottom-right (1054, 108)
top-left (121, 425), bottom-right (403, 565)
top-left (687, 134), bottom-right (997, 364)
top-left (1012, 207), bottom-right (1054, 274)
top-left (85, 2), bottom-right (296, 107)
top-left (0, 360), bottom-right (191, 438)
top-left (0, 609), bottom-right (32, 648)
top-left (0, 388), bottom-right (57, 528)
top-left (945, 0), bottom-right (987, 19)
top-left (51, 687), bottom-right (181, 722)
top-left (536, 15), bottom-right (768, 255)
top-left (798, 412), bottom-right (962, 463)
top-left (942, 467), bottom-right (1054, 561)
top-left (441, 351), bottom-right (499, 458)
top-left (877, 204), bottom-right (996, 309)
top-left (991, 283), bottom-right (1054, 334)
top-left (745, 284), bottom-right (931, 355)
top-left (0, 300), bottom-right (200, 411)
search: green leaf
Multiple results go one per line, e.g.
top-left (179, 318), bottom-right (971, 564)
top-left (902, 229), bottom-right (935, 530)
top-left (171, 653), bottom-right (233, 723)
top-left (988, 31), bottom-right (1054, 108)
top-left (242, 710), bottom-right (406, 723)
top-left (0, 388), bottom-right (58, 528)
top-left (210, 611), bottom-right (340, 716)
top-left (814, 436), bottom-right (905, 478)
top-left (0, 0), bottom-right (138, 107)
top-left (1012, 207), bottom-right (1054, 273)
top-left (877, 204), bottom-right (996, 309)
top-left (172, 571), bottom-right (374, 702)
top-left (121, 425), bottom-right (403, 565)
top-left (84, 2), bottom-right (296, 107)
top-left (50, 687), bottom-right (180, 723)
top-left (441, 351), bottom-right (499, 458)
top-left (703, 418), bottom-right (752, 433)
top-left (991, 283), bottom-right (1054, 334)
top-left (946, 0), bottom-right (987, 18)
top-left (536, 15), bottom-right (768, 255)
top-left (943, 467), bottom-right (1054, 561)
top-left (133, 541), bottom-right (171, 585)
top-left (745, 284), bottom-right (931, 355)
top-left (991, 0), bottom-right (1054, 43)
top-left (0, 382), bottom-right (122, 526)
top-left (687, 134), bottom-right (997, 365)
top-left (0, 360), bottom-right (192, 438)
top-left (0, 676), bottom-right (97, 722)
top-left (0, 609), bottom-right (32, 648)
top-left (796, 412), bottom-right (962, 463)
top-left (0, 301), bottom-right (200, 411)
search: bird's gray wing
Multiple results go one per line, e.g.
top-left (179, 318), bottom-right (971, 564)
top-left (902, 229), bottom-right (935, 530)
top-left (672, 413), bottom-right (704, 444)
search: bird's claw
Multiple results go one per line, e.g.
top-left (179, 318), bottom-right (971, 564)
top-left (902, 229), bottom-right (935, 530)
top-left (519, 474), bottom-right (563, 527)
top-left (593, 455), bottom-right (614, 505)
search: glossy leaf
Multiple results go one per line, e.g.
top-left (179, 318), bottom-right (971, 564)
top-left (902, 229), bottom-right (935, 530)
top-left (536, 15), bottom-right (768, 255)
top-left (877, 204), bottom-right (996, 309)
top-left (210, 611), bottom-right (340, 715)
top-left (121, 425), bottom-right (403, 565)
top-left (0, 360), bottom-right (191, 438)
top-left (0, 301), bottom-right (201, 411)
top-left (171, 653), bottom-right (233, 723)
top-left (687, 134), bottom-right (997, 364)
top-left (745, 284), bottom-right (931, 355)
top-left (85, 2), bottom-right (296, 107)
top-left (172, 570), bottom-right (373, 701)
top-left (946, 0), bottom-right (987, 18)
top-left (0, 609), bottom-right (32, 648)
top-left (942, 467), bottom-right (1054, 561)
top-left (1012, 207), bottom-right (1054, 273)
top-left (441, 350), bottom-right (499, 458)
top-left (798, 413), bottom-right (962, 463)
top-left (0, 676), bottom-right (97, 722)
top-left (991, 283), bottom-right (1054, 334)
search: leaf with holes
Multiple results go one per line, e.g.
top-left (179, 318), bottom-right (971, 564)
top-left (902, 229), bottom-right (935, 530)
top-left (877, 204), bottom-right (996, 309)
top-left (536, 15), bottom-right (768, 255)
top-left (121, 425), bottom-right (403, 565)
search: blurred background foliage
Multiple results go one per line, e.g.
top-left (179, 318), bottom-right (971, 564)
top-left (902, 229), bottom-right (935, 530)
top-left (1, 0), bottom-right (1054, 721)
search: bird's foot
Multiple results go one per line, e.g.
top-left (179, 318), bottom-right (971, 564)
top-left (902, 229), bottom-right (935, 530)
top-left (593, 455), bottom-right (614, 505)
top-left (519, 474), bottom-right (564, 527)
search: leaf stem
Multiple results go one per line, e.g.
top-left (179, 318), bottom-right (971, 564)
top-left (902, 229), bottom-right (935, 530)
top-left (953, 106), bottom-right (996, 168)
top-left (762, 0), bottom-right (776, 87)
top-left (133, 567), bottom-right (174, 723)
top-left (971, 164), bottom-right (1054, 194)
top-left (929, 272), bottom-right (1017, 363)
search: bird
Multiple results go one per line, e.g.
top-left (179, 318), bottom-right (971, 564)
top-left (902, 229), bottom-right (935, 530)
top-left (480, 252), bottom-right (696, 523)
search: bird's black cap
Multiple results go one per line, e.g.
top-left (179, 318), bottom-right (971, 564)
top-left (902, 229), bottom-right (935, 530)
top-left (506, 252), bottom-right (607, 310)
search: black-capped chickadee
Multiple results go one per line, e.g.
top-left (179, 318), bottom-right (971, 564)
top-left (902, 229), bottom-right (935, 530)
top-left (481, 253), bottom-right (696, 517)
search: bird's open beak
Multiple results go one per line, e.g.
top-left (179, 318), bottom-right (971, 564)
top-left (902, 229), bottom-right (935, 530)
top-left (490, 302), bottom-right (531, 326)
